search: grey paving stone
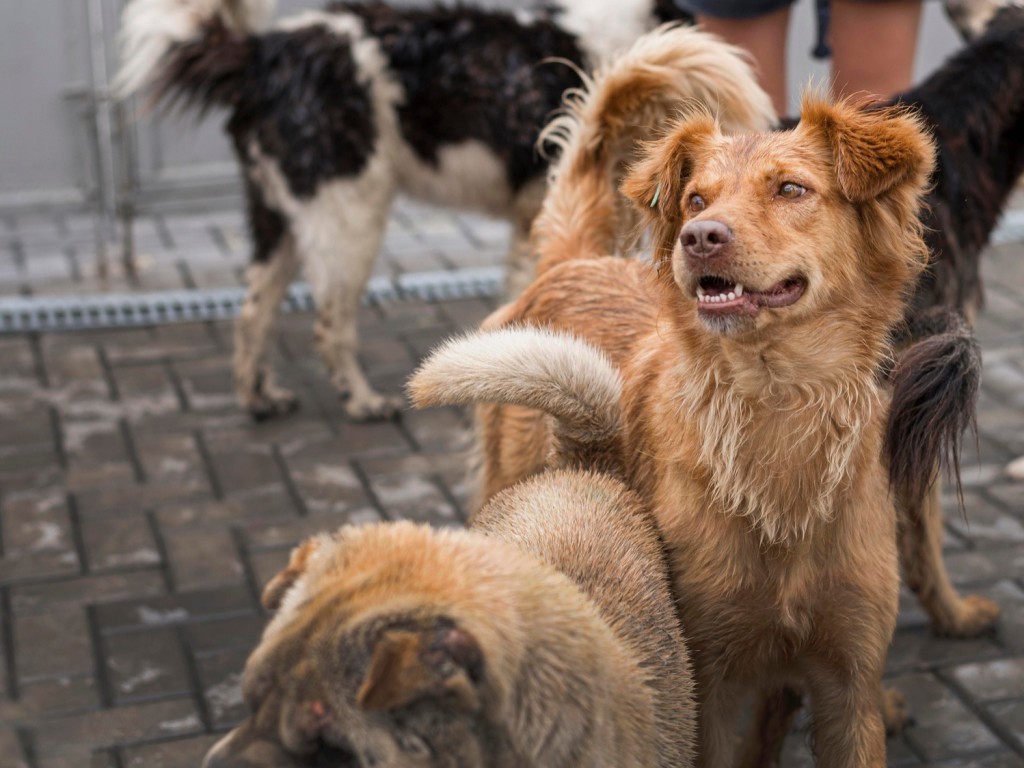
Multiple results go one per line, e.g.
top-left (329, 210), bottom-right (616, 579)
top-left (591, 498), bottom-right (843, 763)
top-left (985, 700), bottom-right (1024, 751)
top-left (243, 508), bottom-right (382, 552)
top-left (33, 698), bottom-right (203, 756)
top-left (185, 614), bottom-right (265, 657)
top-left (886, 629), bottom-right (1004, 675)
top-left (105, 629), bottom-right (191, 703)
top-left (894, 673), bottom-right (1004, 760)
top-left (80, 513), bottom-right (160, 571)
top-left (0, 730), bottom-right (28, 768)
top-left (369, 472), bottom-right (462, 526)
top-left (196, 648), bottom-right (249, 730)
top-left (121, 733), bottom-right (223, 768)
top-left (14, 608), bottom-right (92, 683)
top-left (10, 570), bottom-right (166, 614)
top-left (164, 526), bottom-right (246, 591)
top-left (154, 493), bottom-right (292, 530)
top-left (282, 440), bottom-right (370, 515)
top-left (19, 674), bottom-right (100, 718)
top-left (95, 587), bottom-right (258, 635)
top-left (950, 658), bottom-right (1024, 704)
top-left (934, 754), bottom-right (1024, 767)
top-left (947, 491), bottom-right (1024, 545)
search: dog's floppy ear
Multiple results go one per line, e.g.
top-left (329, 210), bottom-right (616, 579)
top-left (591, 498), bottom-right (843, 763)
top-left (621, 113), bottom-right (717, 261)
top-left (357, 624), bottom-right (483, 713)
top-left (798, 96), bottom-right (935, 203)
top-left (261, 538), bottom-right (320, 611)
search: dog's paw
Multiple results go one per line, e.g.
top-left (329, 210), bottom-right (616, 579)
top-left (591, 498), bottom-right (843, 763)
top-left (344, 393), bottom-right (404, 421)
top-left (882, 688), bottom-right (912, 736)
top-left (935, 594), bottom-right (1002, 638)
top-left (246, 388), bottom-right (300, 422)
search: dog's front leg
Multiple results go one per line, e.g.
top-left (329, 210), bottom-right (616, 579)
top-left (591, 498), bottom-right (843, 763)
top-left (805, 665), bottom-right (886, 767)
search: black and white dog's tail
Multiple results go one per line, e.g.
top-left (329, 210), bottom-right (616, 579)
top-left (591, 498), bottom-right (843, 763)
top-left (408, 328), bottom-right (623, 476)
top-left (886, 308), bottom-right (981, 505)
top-left (115, 0), bottom-right (274, 110)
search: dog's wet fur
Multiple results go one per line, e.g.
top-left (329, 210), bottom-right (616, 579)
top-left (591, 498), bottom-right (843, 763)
top-left (204, 465), bottom-right (696, 766)
top-left (461, 91), bottom-right (938, 765)
top-left (118, 0), bottom-right (724, 422)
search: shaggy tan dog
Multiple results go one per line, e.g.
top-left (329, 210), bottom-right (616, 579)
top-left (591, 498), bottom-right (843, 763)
top-left (203, 343), bottom-right (696, 767)
top-left (425, 97), bottom-right (937, 766)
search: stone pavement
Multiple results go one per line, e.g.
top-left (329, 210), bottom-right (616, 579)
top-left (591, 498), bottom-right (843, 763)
top-left (0, 201), bottom-right (512, 298)
top-left (0, 202), bottom-right (1021, 766)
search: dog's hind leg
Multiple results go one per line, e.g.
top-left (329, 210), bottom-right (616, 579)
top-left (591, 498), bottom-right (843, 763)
top-left (900, 480), bottom-right (1001, 637)
top-left (234, 184), bottom-right (302, 421)
top-left (295, 164), bottom-right (400, 421)
top-left (736, 686), bottom-right (802, 768)
top-left (805, 668), bottom-right (887, 768)
top-left (695, 677), bottom-right (744, 767)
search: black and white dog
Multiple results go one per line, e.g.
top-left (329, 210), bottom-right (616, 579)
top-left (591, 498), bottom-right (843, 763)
top-left (116, 0), bottom-right (767, 421)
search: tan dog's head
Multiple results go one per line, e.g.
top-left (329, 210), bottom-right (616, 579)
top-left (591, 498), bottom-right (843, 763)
top-left (203, 524), bottom-right (510, 768)
top-left (623, 96), bottom-right (935, 339)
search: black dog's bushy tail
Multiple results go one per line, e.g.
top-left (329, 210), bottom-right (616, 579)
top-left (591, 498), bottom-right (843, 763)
top-left (886, 308), bottom-right (980, 505)
top-left (114, 0), bottom-right (271, 113)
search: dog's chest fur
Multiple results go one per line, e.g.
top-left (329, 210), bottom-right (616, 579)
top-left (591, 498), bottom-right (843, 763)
top-left (620, 327), bottom-right (899, 670)
top-left (625, 328), bottom-right (885, 543)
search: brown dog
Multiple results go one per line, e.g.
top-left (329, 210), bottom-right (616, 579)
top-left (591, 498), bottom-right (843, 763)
top-left (202, 354), bottom-right (696, 767)
top-left (445, 97), bottom-right (937, 766)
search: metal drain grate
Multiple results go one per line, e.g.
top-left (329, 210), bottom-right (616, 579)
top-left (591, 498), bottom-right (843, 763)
top-left (0, 267), bottom-right (504, 334)
top-left (4, 203), bottom-right (1024, 335)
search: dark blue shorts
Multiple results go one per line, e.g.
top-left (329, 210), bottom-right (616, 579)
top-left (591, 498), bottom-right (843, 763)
top-left (674, 0), bottom-right (910, 19)
top-left (674, 0), bottom-right (796, 18)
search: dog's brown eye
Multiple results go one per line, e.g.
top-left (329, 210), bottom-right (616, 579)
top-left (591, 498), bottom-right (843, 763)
top-left (778, 182), bottom-right (806, 199)
top-left (688, 194), bottom-right (706, 212)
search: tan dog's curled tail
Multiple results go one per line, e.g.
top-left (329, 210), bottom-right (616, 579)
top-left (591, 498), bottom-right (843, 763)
top-left (532, 23), bottom-right (776, 275)
top-left (409, 327), bottom-right (623, 474)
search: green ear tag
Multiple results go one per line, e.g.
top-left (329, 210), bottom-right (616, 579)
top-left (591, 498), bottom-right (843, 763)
top-left (650, 182), bottom-right (661, 209)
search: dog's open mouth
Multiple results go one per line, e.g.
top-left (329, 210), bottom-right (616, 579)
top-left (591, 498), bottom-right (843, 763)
top-left (695, 275), bottom-right (806, 314)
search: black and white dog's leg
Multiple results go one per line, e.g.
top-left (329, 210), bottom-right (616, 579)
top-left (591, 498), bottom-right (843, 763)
top-left (234, 186), bottom-right (303, 421)
top-left (296, 167), bottom-right (400, 421)
top-left (503, 180), bottom-right (545, 298)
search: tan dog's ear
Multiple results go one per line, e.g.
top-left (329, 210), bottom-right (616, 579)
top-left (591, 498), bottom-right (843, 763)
top-left (357, 625), bottom-right (483, 713)
top-left (261, 539), bottom-right (320, 611)
top-left (621, 113), bottom-right (717, 261)
top-left (798, 97), bottom-right (935, 202)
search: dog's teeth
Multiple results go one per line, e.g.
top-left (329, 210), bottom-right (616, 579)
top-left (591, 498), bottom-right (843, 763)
top-left (727, 292), bottom-right (736, 300)
top-left (735, 284), bottom-right (744, 297)
top-left (696, 286), bottom-right (707, 300)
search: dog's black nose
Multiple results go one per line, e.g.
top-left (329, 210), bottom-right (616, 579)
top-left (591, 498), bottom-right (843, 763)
top-left (681, 220), bottom-right (733, 260)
